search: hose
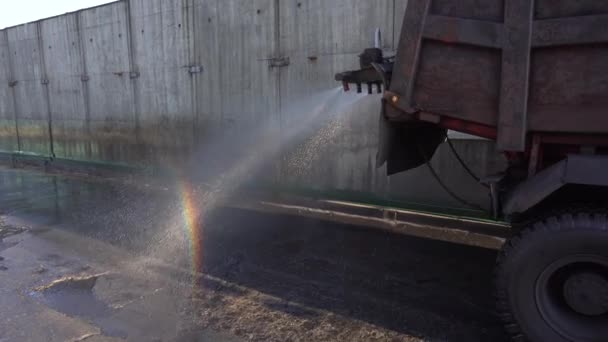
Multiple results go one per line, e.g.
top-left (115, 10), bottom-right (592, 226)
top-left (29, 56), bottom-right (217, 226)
top-left (445, 136), bottom-right (489, 189)
top-left (417, 140), bottom-right (487, 212)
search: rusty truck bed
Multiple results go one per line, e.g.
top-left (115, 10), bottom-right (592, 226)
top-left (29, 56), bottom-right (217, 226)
top-left (385, 0), bottom-right (608, 152)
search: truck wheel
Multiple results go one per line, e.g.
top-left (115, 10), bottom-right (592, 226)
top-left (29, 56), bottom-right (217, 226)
top-left (496, 211), bottom-right (608, 342)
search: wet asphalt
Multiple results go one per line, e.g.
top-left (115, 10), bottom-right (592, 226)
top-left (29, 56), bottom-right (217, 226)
top-left (0, 167), bottom-right (508, 341)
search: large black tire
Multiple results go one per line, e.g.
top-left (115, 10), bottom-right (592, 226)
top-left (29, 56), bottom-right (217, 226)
top-left (496, 210), bottom-right (608, 342)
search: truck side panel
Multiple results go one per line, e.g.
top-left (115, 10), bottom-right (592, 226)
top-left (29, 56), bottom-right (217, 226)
top-left (388, 0), bottom-right (608, 150)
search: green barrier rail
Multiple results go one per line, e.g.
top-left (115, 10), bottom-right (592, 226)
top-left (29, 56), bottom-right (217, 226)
top-left (0, 150), bottom-right (506, 225)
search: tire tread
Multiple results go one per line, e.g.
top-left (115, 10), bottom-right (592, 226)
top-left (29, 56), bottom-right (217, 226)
top-left (495, 205), bottom-right (608, 342)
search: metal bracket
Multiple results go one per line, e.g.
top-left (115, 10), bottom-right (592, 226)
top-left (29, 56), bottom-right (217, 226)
top-left (188, 65), bottom-right (203, 74)
top-left (41, 79), bottom-right (49, 85)
top-left (8, 80), bottom-right (18, 87)
top-left (269, 57), bottom-right (290, 68)
top-left (129, 71), bottom-right (140, 79)
top-left (503, 155), bottom-right (608, 215)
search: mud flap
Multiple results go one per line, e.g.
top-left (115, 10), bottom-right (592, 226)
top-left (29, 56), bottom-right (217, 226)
top-left (377, 103), bottom-right (447, 175)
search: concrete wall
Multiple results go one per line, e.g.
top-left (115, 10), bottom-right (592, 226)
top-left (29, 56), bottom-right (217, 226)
top-left (0, 0), bottom-right (506, 210)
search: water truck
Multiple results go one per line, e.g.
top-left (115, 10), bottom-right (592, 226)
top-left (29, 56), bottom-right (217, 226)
top-left (336, 1), bottom-right (608, 341)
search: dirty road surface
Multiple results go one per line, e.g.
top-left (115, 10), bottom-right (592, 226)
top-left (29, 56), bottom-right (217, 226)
top-left (0, 167), bottom-right (507, 341)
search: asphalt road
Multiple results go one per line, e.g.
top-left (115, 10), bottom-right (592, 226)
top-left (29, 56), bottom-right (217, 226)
top-left (0, 167), bottom-right (507, 341)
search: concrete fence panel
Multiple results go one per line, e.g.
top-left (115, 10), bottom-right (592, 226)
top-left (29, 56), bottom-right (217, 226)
top-left (0, 30), bottom-right (18, 152)
top-left (6, 23), bottom-right (52, 155)
top-left (0, 0), bottom-right (509, 211)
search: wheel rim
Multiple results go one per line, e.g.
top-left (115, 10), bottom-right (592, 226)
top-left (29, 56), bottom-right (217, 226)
top-left (536, 255), bottom-right (608, 342)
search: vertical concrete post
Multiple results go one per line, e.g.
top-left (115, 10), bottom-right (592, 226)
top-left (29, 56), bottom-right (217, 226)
top-left (273, 0), bottom-right (282, 125)
top-left (75, 12), bottom-right (92, 158)
top-left (124, 0), bottom-right (141, 147)
top-left (213, 0), bottom-right (224, 135)
top-left (274, 0), bottom-right (285, 184)
top-left (4, 30), bottom-right (21, 152)
top-left (36, 21), bottom-right (55, 158)
top-left (188, 0), bottom-right (200, 146)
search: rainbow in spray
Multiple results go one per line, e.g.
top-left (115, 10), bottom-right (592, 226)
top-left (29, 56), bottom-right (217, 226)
top-left (179, 180), bottom-right (204, 274)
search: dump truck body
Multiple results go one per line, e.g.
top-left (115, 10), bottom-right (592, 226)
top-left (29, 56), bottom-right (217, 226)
top-left (387, 0), bottom-right (608, 149)
top-left (337, 2), bottom-right (608, 341)
top-left (337, 0), bottom-right (608, 212)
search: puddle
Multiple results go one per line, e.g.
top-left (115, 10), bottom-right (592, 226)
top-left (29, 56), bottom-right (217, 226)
top-left (32, 274), bottom-right (129, 339)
